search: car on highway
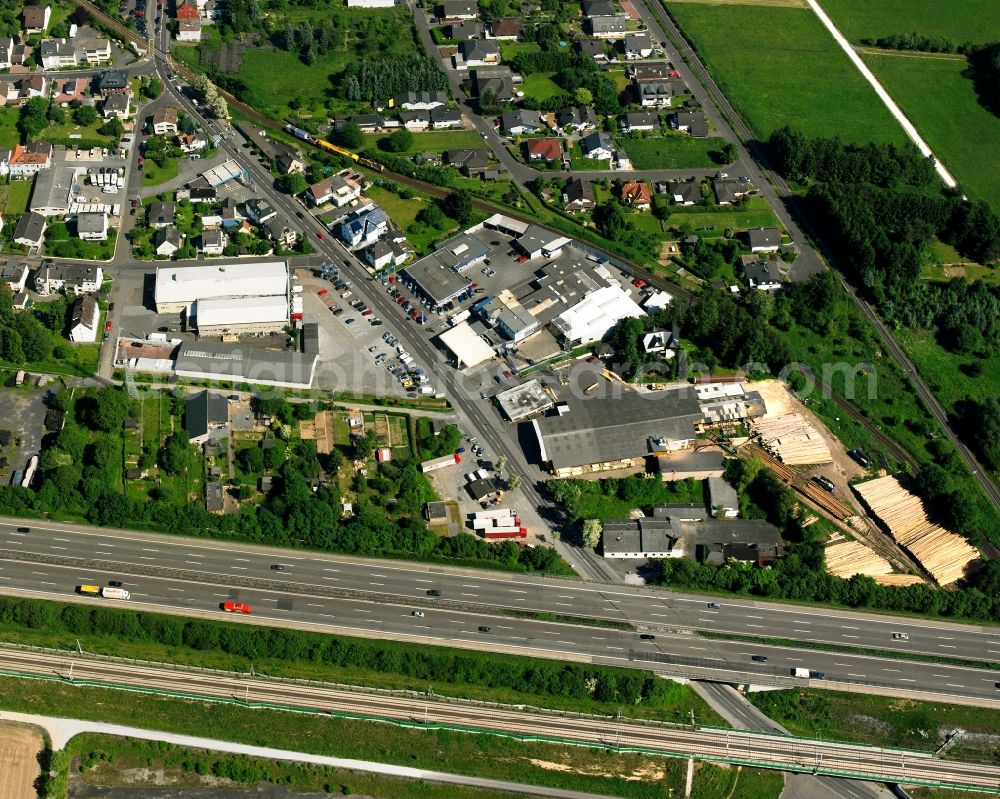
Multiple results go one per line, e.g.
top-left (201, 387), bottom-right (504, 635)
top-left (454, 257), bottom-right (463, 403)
top-left (411, 610), bottom-right (425, 617)
top-left (316, 231), bottom-right (325, 239)
top-left (751, 655), bottom-right (768, 663)
top-left (222, 601), bottom-right (252, 614)
top-left (891, 632), bottom-right (908, 640)
top-left (427, 589), bottom-right (442, 597)
top-left (108, 580), bottom-right (123, 587)
top-left (639, 633), bottom-right (656, 641)
top-left (707, 602), bottom-right (721, 609)
top-left (478, 626), bottom-right (491, 633)
top-left (270, 564), bottom-right (285, 571)
top-left (16, 527), bottom-right (29, 533)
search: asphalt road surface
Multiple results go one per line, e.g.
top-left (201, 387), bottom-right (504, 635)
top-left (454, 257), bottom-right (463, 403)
top-left (2, 521), bottom-right (998, 704)
top-left (0, 648), bottom-right (995, 792)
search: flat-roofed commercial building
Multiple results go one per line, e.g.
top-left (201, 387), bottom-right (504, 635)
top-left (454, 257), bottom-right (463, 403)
top-left (532, 387), bottom-right (702, 477)
top-left (194, 295), bottom-right (289, 336)
top-left (174, 341), bottom-right (318, 389)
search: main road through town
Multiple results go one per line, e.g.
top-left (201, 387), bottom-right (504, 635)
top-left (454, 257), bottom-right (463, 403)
top-left (0, 520), bottom-right (997, 705)
top-left (0, 646), bottom-right (995, 792)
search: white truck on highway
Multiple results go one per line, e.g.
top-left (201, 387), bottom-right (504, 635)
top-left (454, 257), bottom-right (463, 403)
top-left (101, 587), bottom-right (130, 600)
top-left (791, 667), bottom-right (810, 678)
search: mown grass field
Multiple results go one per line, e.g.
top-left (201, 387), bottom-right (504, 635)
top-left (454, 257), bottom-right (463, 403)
top-left (617, 134), bottom-right (725, 169)
top-left (664, 196), bottom-right (782, 233)
top-left (665, 2), bottom-right (906, 144)
top-left (521, 71), bottom-right (565, 101)
top-left (816, 0), bottom-right (1000, 45)
top-left (862, 53), bottom-right (1000, 213)
top-left (361, 129), bottom-right (484, 154)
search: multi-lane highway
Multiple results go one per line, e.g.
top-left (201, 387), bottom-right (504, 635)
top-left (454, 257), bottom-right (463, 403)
top-left (0, 647), bottom-right (995, 792)
top-left (1, 520), bottom-right (998, 704)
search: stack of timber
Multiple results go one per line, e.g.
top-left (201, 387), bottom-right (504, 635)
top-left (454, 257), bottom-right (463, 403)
top-left (749, 414), bottom-right (832, 465)
top-left (824, 538), bottom-right (923, 585)
top-left (853, 476), bottom-right (980, 586)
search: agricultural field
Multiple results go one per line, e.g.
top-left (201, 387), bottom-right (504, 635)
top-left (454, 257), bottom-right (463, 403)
top-left (816, 0), bottom-right (999, 45)
top-left (617, 134), bottom-right (725, 169)
top-left (0, 722), bottom-right (43, 799)
top-left (861, 54), bottom-right (1000, 213)
top-left (665, 2), bottom-right (906, 144)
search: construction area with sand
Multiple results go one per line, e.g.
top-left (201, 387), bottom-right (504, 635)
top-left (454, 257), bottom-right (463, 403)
top-left (0, 720), bottom-right (44, 799)
top-left (853, 475), bottom-right (981, 586)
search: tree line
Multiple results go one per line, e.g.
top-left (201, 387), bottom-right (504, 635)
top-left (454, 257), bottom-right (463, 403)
top-left (337, 55), bottom-right (448, 104)
top-left (0, 595), bottom-right (677, 708)
top-left (0, 284), bottom-right (61, 366)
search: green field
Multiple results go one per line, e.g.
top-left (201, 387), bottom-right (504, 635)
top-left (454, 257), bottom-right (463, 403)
top-left (142, 158), bottom-right (180, 187)
top-left (521, 71), bottom-right (565, 101)
top-left (664, 196), bottom-right (783, 234)
top-left (862, 54), bottom-right (1000, 213)
top-left (618, 134), bottom-right (726, 169)
top-left (816, 0), bottom-right (1000, 45)
top-left (0, 105), bottom-right (20, 148)
top-left (361, 128), bottom-right (484, 154)
top-left (665, 2), bottom-right (906, 144)
top-left (2, 180), bottom-right (32, 215)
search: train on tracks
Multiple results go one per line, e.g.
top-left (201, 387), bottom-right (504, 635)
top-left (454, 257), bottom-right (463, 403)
top-left (284, 122), bottom-right (384, 172)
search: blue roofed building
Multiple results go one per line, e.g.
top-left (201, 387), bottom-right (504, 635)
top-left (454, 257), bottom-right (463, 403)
top-left (338, 205), bottom-right (389, 248)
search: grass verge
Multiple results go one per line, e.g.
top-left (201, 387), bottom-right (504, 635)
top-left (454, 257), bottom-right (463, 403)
top-left (747, 687), bottom-right (999, 761)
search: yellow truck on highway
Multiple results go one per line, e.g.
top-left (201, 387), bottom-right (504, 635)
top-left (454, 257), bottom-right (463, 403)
top-left (77, 585), bottom-right (100, 595)
top-left (76, 585), bottom-right (130, 600)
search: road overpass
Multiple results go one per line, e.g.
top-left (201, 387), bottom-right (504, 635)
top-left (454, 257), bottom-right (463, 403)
top-left (0, 646), bottom-right (995, 793)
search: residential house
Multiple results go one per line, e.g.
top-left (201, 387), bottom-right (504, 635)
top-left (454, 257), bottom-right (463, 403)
top-left (177, 18), bottom-right (202, 41)
top-left (202, 0), bottom-right (222, 22)
top-left (52, 78), bottom-right (87, 103)
top-left (708, 476), bottom-right (739, 518)
top-left (577, 39), bottom-right (607, 62)
top-left (0, 37), bottom-right (16, 69)
top-left (430, 106), bottom-right (462, 129)
top-left (76, 212), bottom-right (108, 241)
top-left (175, 1), bottom-right (199, 19)
top-left (0, 260), bottom-right (29, 293)
top-left (245, 198), bottom-right (277, 225)
top-left (525, 137), bottom-right (561, 162)
top-left (586, 15), bottom-right (627, 37)
top-left (554, 105), bottom-right (598, 134)
top-left (220, 197), bottom-right (244, 228)
top-left (81, 38), bottom-right (112, 64)
top-left (263, 217), bottom-right (297, 247)
top-left (39, 38), bottom-right (76, 69)
top-left (741, 256), bottom-right (782, 290)
top-left (472, 67), bottom-right (515, 101)
top-left (671, 110), bottom-right (708, 137)
top-left (660, 179), bottom-right (701, 205)
top-left (579, 131), bottom-right (613, 160)
top-left (12, 211), bottom-right (45, 248)
top-left (398, 109), bottom-right (431, 130)
top-left (276, 152), bottom-right (305, 175)
top-left (345, 113), bottom-right (382, 132)
top-left (446, 20), bottom-right (483, 39)
top-left (154, 226), bottom-right (181, 257)
top-left (2, 74), bottom-right (48, 104)
top-left (362, 239), bottom-right (410, 270)
top-left (642, 326), bottom-right (678, 357)
top-left (712, 178), bottom-right (749, 205)
top-left (34, 262), bottom-right (103, 295)
top-left (486, 18), bottom-right (522, 40)
top-left (97, 69), bottom-right (129, 97)
top-left (439, 0), bottom-right (478, 19)
top-left (582, 0), bottom-right (614, 17)
top-left (148, 201), bottom-right (176, 228)
top-left (339, 205), bottom-right (389, 248)
top-left (455, 38), bottom-right (499, 69)
top-left (152, 107), bottom-right (179, 135)
top-left (102, 93), bottom-right (129, 119)
top-left (391, 91), bottom-right (448, 111)
top-left (620, 110), bottom-right (659, 132)
top-left (68, 295), bottom-right (99, 343)
top-left (744, 227), bottom-right (781, 253)
top-left (306, 170), bottom-right (363, 207)
top-left (562, 177), bottom-right (595, 213)
top-left (177, 131), bottom-right (208, 153)
top-left (623, 32), bottom-right (653, 59)
top-left (200, 227), bottom-right (225, 255)
top-left (185, 390), bottom-right (229, 445)
top-left (6, 142), bottom-right (52, 177)
top-left (445, 147), bottom-right (492, 177)
top-left (501, 109), bottom-right (543, 136)
top-left (619, 180), bottom-right (652, 210)
top-left (22, 4), bottom-right (51, 33)
top-left (635, 77), bottom-right (685, 107)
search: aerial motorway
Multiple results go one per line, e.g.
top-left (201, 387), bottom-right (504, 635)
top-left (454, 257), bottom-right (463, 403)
top-left (0, 646), bottom-right (995, 793)
top-left (1, 520), bottom-right (998, 705)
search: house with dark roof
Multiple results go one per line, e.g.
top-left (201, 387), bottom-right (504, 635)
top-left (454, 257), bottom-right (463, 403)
top-left (391, 90), bottom-right (448, 110)
top-left (12, 211), bottom-right (45, 248)
top-left (744, 227), bottom-right (781, 253)
top-left (671, 110), bottom-right (708, 137)
top-left (586, 15), bottom-right (626, 37)
top-left (97, 69), bottom-right (129, 97)
top-left (577, 39), bottom-right (607, 62)
top-left (445, 148), bottom-right (493, 176)
top-left (620, 111), bottom-right (659, 132)
top-left (741, 256), bottom-right (783, 290)
top-left (446, 19), bottom-right (483, 39)
top-left (554, 105), bottom-right (598, 134)
top-left (455, 38), bottom-right (500, 69)
top-left (562, 177), bottom-right (595, 213)
top-left (582, 0), bottom-right (614, 18)
top-left (185, 390), bottom-right (230, 444)
top-left (439, 0), bottom-right (478, 19)
top-left (472, 67), bottom-right (516, 101)
top-left (148, 201), bottom-right (176, 228)
top-left (245, 198), bottom-right (277, 225)
top-left (659, 179), bottom-right (702, 205)
top-left (205, 481), bottom-right (224, 513)
top-left (579, 131), bottom-right (613, 160)
top-left (623, 32), bottom-right (653, 59)
top-left (154, 226), bottom-right (181, 257)
top-left (68, 295), bottom-right (99, 343)
top-left (501, 109), bottom-right (544, 136)
top-left (430, 107), bottom-right (463, 129)
top-left (486, 18), bottom-right (522, 40)
top-left (712, 178), bottom-right (749, 205)
top-left (22, 4), bottom-right (51, 33)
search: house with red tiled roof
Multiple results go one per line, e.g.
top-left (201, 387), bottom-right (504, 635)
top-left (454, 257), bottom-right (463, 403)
top-left (524, 137), bottom-right (562, 162)
top-left (619, 180), bottom-right (652, 210)
top-left (175, 2), bottom-right (199, 19)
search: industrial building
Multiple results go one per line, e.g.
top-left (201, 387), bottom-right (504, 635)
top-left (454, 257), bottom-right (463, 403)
top-left (174, 341), bottom-right (318, 389)
top-left (495, 379), bottom-right (554, 422)
top-left (153, 261), bottom-right (289, 336)
top-left (438, 322), bottom-right (496, 369)
top-left (549, 284), bottom-right (645, 347)
top-left (532, 387), bottom-right (702, 477)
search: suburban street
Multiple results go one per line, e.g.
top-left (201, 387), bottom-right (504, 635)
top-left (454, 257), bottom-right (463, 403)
top-left (0, 647), bottom-right (995, 792)
top-left (2, 520), bottom-right (998, 704)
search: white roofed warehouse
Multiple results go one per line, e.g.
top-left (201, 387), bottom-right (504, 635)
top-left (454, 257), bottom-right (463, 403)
top-left (153, 261), bottom-right (290, 336)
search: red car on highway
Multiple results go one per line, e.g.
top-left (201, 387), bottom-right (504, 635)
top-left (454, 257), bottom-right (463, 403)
top-left (316, 231), bottom-right (325, 239)
top-left (222, 601), bottom-right (252, 614)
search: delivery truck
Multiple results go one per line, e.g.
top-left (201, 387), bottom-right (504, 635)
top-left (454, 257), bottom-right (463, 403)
top-left (792, 667), bottom-right (810, 678)
top-left (420, 452), bottom-right (462, 473)
top-left (77, 584), bottom-right (100, 595)
top-left (101, 587), bottom-right (130, 600)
